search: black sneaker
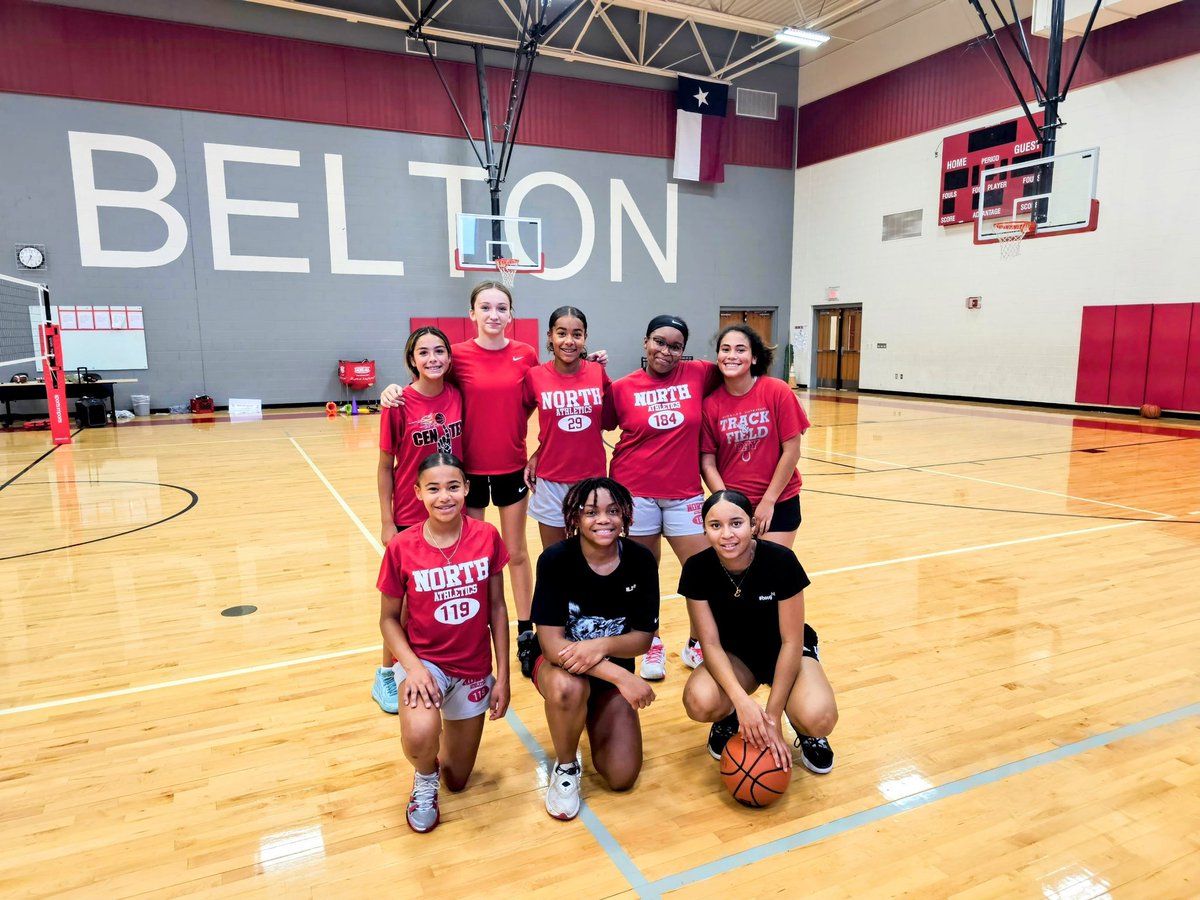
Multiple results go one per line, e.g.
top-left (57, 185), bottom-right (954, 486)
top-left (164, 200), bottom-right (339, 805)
top-left (707, 713), bottom-right (739, 761)
top-left (517, 630), bottom-right (539, 679)
top-left (796, 735), bottom-right (834, 774)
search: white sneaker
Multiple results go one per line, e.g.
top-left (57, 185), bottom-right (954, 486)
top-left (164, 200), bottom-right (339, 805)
top-left (406, 767), bottom-right (440, 833)
top-left (681, 638), bottom-right (704, 669)
top-left (545, 761), bottom-right (582, 820)
top-left (640, 637), bottom-right (666, 681)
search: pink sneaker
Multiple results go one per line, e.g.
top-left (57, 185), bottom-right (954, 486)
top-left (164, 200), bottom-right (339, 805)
top-left (681, 638), bottom-right (704, 669)
top-left (640, 637), bottom-right (666, 681)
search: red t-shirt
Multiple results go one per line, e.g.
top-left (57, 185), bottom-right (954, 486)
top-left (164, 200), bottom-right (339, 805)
top-left (379, 384), bottom-right (464, 527)
top-left (522, 360), bottom-right (612, 483)
top-left (451, 339), bottom-right (537, 475)
top-left (700, 376), bottom-right (809, 505)
top-left (605, 359), bottom-right (721, 499)
top-left (376, 516), bottom-right (510, 680)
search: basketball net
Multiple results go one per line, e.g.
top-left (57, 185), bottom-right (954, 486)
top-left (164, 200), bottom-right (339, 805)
top-left (494, 258), bottom-right (520, 289)
top-left (994, 220), bottom-right (1036, 259)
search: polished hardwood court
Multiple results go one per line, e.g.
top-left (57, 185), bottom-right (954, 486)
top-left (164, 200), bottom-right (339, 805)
top-left (2, 393), bottom-right (1198, 898)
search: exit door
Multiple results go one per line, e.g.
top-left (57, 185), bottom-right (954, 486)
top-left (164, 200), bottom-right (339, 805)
top-left (815, 307), bottom-right (861, 390)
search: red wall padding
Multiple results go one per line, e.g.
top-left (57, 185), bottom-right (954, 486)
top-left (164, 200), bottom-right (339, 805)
top-left (1144, 303), bottom-right (1193, 410)
top-left (796, 2), bottom-right (1200, 169)
top-left (1076, 302), bottom-right (1200, 412)
top-left (1107, 305), bottom-right (1153, 407)
top-left (0, 1), bottom-right (792, 168)
top-left (1182, 305), bottom-right (1200, 413)
top-left (1075, 306), bottom-right (1115, 405)
top-left (408, 318), bottom-right (540, 359)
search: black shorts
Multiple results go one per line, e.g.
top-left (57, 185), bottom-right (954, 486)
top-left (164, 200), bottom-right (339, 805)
top-left (766, 494), bottom-right (801, 532)
top-left (737, 623), bottom-right (821, 685)
top-left (465, 468), bottom-right (529, 509)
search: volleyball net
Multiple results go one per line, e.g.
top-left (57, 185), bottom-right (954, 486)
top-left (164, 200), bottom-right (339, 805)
top-left (0, 272), bottom-right (72, 444)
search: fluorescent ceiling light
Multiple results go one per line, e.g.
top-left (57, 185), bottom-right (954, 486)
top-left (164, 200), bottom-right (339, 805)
top-left (774, 27), bottom-right (830, 48)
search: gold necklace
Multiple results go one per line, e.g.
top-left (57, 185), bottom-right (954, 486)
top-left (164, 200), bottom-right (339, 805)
top-left (423, 520), bottom-right (463, 565)
top-left (718, 542), bottom-right (755, 598)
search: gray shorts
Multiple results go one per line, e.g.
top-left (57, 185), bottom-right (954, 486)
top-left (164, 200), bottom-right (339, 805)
top-left (629, 494), bottom-right (704, 537)
top-left (527, 477), bottom-right (572, 528)
top-left (392, 658), bottom-right (495, 720)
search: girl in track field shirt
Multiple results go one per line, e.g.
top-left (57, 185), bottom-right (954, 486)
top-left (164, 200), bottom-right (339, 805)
top-left (377, 451), bottom-right (510, 835)
top-left (603, 314), bottom-right (722, 680)
top-left (371, 326), bottom-right (465, 714)
top-left (700, 324), bottom-right (811, 549)
top-left (522, 305), bottom-right (612, 550)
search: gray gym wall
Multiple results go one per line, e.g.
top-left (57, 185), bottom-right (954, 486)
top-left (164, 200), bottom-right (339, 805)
top-left (0, 91), bottom-right (794, 409)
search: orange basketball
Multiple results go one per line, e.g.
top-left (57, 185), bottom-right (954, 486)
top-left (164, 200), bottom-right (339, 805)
top-left (1140, 403), bottom-right (1161, 419)
top-left (719, 734), bottom-right (790, 808)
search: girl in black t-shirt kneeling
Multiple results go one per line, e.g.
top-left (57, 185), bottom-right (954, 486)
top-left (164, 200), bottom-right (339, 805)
top-left (679, 490), bottom-right (838, 775)
top-left (531, 477), bottom-right (661, 821)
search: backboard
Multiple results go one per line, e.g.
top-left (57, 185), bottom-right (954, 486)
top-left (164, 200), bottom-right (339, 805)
top-left (974, 147), bottom-right (1100, 245)
top-left (454, 214), bottom-right (544, 272)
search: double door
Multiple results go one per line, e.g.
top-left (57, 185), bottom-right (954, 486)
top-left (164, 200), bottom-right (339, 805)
top-left (815, 307), bottom-right (861, 390)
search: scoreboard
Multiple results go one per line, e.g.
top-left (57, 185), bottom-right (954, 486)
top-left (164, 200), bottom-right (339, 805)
top-left (938, 113), bottom-right (1045, 226)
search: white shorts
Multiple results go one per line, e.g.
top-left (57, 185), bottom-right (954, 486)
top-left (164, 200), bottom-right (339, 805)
top-left (392, 658), bottom-right (495, 720)
top-left (629, 494), bottom-right (705, 537)
top-left (527, 477), bottom-right (572, 528)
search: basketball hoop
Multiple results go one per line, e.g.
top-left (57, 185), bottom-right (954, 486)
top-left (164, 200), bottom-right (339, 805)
top-left (494, 257), bottom-right (521, 289)
top-left (994, 220), bottom-right (1036, 259)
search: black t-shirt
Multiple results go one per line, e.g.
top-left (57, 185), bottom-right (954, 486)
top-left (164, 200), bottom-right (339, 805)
top-left (531, 536), bottom-right (660, 673)
top-left (677, 539), bottom-right (810, 670)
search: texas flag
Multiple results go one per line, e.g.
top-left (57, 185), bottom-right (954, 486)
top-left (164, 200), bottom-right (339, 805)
top-left (673, 75), bottom-right (729, 183)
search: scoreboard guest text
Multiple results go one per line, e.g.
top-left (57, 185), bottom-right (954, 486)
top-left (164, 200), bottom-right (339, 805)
top-left (939, 114), bottom-right (1044, 226)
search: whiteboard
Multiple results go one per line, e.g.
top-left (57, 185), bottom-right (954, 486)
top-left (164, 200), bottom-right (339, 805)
top-left (30, 305), bottom-right (148, 371)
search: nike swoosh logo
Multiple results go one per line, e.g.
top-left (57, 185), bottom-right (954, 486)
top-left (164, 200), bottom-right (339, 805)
top-left (625, 585), bottom-right (636, 592)
top-left (512, 356), bottom-right (523, 362)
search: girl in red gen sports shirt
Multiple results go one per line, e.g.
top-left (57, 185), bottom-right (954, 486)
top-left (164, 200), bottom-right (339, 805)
top-left (372, 326), bottom-right (465, 714)
top-left (377, 452), bottom-right (511, 835)
top-left (522, 306), bottom-right (613, 551)
top-left (381, 282), bottom-right (541, 680)
top-left (604, 314), bottom-right (723, 681)
top-left (700, 324), bottom-right (811, 550)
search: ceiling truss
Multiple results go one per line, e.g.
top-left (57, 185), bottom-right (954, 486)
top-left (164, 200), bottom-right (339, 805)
top-left (241, 0), bottom-right (812, 82)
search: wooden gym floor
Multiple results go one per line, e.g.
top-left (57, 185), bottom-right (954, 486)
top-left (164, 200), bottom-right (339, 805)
top-left (1, 391), bottom-right (1198, 898)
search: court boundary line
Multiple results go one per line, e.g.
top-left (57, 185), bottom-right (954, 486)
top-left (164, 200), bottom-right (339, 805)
top-left (0, 519), bottom-right (1153, 714)
top-left (812, 447), bottom-right (1175, 518)
top-left (0, 645), bottom-right (380, 717)
top-left (643, 701), bottom-right (1200, 897)
top-left (289, 435), bottom-right (384, 557)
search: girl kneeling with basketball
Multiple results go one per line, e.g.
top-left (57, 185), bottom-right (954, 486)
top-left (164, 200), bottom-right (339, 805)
top-left (531, 477), bottom-right (660, 820)
top-left (679, 490), bottom-right (838, 776)
top-left (377, 452), bottom-right (511, 834)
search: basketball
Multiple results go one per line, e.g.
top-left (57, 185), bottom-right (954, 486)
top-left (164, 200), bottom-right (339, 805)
top-left (1140, 404), bottom-right (1161, 419)
top-left (719, 734), bottom-right (791, 808)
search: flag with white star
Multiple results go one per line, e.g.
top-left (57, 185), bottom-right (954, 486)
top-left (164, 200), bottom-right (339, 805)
top-left (673, 75), bottom-right (729, 183)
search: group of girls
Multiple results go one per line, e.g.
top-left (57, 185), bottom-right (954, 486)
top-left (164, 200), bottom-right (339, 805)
top-left (373, 283), bottom-right (838, 832)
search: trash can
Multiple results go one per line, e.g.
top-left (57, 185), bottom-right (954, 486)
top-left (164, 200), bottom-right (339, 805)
top-left (131, 394), bottom-right (151, 416)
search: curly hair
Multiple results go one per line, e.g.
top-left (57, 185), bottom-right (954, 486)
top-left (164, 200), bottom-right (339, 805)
top-left (715, 324), bottom-right (775, 376)
top-left (562, 477), bottom-right (634, 539)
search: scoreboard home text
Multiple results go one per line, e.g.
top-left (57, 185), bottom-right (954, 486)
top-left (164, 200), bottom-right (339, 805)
top-left (939, 113), bottom-right (1044, 226)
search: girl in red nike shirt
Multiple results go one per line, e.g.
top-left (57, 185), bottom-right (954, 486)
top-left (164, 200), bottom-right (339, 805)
top-left (381, 282), bottom-right (540, 678)
top-left (377, 452), bottom-right (511, 834)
